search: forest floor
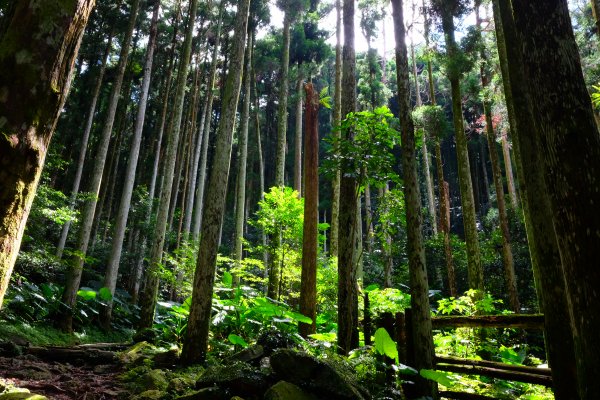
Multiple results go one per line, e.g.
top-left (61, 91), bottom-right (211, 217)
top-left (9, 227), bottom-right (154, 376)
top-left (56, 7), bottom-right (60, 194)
top-left (0, 352), bottom-right (127, 399)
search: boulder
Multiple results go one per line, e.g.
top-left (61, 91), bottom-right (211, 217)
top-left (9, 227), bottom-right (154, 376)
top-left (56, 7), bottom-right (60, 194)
top-left (270, 349), bottom-right (365, 400)
top-left (256, 329), bottom-right (296, 355)
top-left (139, 369), bottom-right (168, 391)
top-left (0, 394), bottom-right (47, 400)
top-left (225, 345), bottom-right (264, 364)
top-left (264, 381), bottom-right (318, 400)
top-left (132, 390), bottom-right (165, 400)
top-left (175, 387), bottom-right (230, 400)
top-left (195, 362), bottom-right (269, 399)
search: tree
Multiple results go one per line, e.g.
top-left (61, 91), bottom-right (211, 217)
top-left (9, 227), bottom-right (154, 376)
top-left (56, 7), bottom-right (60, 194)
top-left (59, 0), bottom-right (140, 332)
top-left (431, 0), bottom-right (484, 294)
top-left (138, 0), bottom-right (199, 329)
top-left (391, 0), bottom-right (436, 397)
top-left (0, 0), bottom-right (95, 310)
top-left (181, 0), bottom-right (252, 364)
top-left (330, 0), bottom-right (342, 259)
top-left (299, 82), bottom-right (320, 337)
top-left (337, 0), bottom-right (360, 356)
top-left (100, 0), bottom-right (161, 328)
top-left (509, 0), bottom-right (600, 397)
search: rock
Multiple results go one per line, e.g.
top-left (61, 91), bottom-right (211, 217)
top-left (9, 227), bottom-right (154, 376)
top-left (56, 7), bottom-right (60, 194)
top-left (195, 362), bottom-right (269, 398)
top-left (134, 329), bottom-right (158, 344)
top-left (153, 348), bottom-right (180, 368)
top-left (120, 341), bottom-right (155, 365)
top-left (168, 377), bottom-right (195, 394)
top-left (10, 368), bottom-right (52, 381)
top-left (264, 381), bottom-right (318, 400)
top-left (140, 369), bottom-right (168, 391)
top-left (132, 390), bottom-right (165, 400)
top-left (225, 345), bottom-right (264, 364)
top-left (0, 341), bottom-right (22, 357)
top-left (0, 393), bottom-right (47, 400)
top-left (175, 387), bottom-right (230, 400)
top-left (256, 329), bottom-right (296, 355)
top-left (230, 397), bottom-right (245, 400)
top-left (270, 350), bottom-right (365, 400)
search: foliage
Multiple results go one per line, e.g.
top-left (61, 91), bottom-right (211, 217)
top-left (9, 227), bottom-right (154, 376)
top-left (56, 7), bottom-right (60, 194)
top-left (364, 285), bottom-right (411, 319)
top-left (412, 105), bottom-right (449, 140)
top-left (323, 106), bottom-right (400, 189)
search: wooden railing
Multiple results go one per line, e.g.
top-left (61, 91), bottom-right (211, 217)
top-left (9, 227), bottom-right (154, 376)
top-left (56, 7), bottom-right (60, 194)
top-left (372, 305), bottom-right (551, 400)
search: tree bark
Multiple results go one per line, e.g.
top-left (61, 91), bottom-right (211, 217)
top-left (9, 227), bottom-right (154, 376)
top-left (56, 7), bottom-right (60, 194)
top-left (337, 0), bottom-right (360, 356)
top-left (391, 0), bottom-right (436, 397)
top-left (501, 133), bottom-right (518, 209)
top-left (299, 83), bottom-right (319, 338)
top-left (510, 0), bottom-right (600, 397)
top-left (60, 0), bottom-right (140, 331)
top-left (100, 0), bottom-right (161, 328)
top-left (293, 73), bottom-right (303, 196)
top-left (0, 0), bottom-right (95, 310)
top-left (181, 0), bottom-right (251, 364)
top-left (274, 12), bottom-right (291, 187)
top-left (330, 0), bottom-right (342, 259)
top-left (493, 1), bottom-right (578, 398)
top-left (137, 0), bottom-right (199, 330)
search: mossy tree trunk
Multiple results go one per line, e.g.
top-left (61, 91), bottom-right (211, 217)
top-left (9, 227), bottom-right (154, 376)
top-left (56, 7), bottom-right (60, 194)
top-left (299, 83), bottom-right (319, 338)
top-left (330, 0), bottom-right (342, 259)
top-left (181, 0), bottom-right (251, 364)
top-left (510, 0), bottom-right (600, 397)
top-left (293, 73), bottom-right (303, 196)
top-left (391, 0), bottom-right (437, 397)
top-left (493, 1), bottom-right (578, 398)
top-left (0, 0), bottom-right (95, 310)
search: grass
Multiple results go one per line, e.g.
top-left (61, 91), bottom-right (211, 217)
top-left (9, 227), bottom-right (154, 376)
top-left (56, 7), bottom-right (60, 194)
top-left (0, 320), bottom-right (133, 346)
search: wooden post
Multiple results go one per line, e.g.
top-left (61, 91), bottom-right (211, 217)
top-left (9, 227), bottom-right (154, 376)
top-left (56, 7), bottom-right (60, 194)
top-left (364, 292), bottom-right (372, 346)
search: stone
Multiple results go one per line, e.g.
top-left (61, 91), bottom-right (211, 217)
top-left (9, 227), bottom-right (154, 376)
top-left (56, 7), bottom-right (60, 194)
top-left (132, 390), bottom-right (165, 400)
top-left (264, 381), bottom-right (318, 400)
top-left (225, 345), bottom-right (264, 364)
top-left (168, 377), bottom-right (195, 394)
top-left (0, 393), bottom-right (47, 400)
top-left (256, 329), bottom-right (296, 355)
top-left (175, 387), bottom-right (230, 400)
top-left (195, 362), bottom-right (269, 398)
top-left (270, 350), bottom-right (365, 400)
top-left (139, 369), bottom-right (168, 391)
top-left (153, 349), bottom-right (180, 368)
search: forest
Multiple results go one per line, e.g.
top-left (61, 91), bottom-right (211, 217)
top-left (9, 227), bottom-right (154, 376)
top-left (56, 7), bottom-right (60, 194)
top-left (0, 0), bottom-right (599, 399)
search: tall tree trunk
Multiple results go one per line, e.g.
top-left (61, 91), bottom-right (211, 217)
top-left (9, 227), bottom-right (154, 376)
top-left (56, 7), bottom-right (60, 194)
top-left (299, 83), bottom-right (320, 338)
top-left (137, 0), bottom-right (199, 330)
top-left (233, 34), bottom-right (253, 286)
top-left (391, 0), bottom-right (437, 397)
top-left (0, 0), bottom-right (95, 309)
top-left (337, 0), bottom-right (360, 356)
top-left (275, 12), bottom-right (291, 187)
top-left (56, 24), bottom-right (117, 259)
top-left (439, 6), bottom-right (484, 294)
top-left (501, 133), bottom-right (518, 209)
top-left (493, 1), bottom-right (578, 398)
top-left (293, 73), bottom-right (303, 196)
top-left (423, 0), bottom-right (456, 296)
top-left (181, 0), bottom-right (251, 364)
top-left (60, 0), bottom-right (140, 332)
top-left (592, 0), bottom-right (600, 43)
top-left (192, 1), bottom-right (224, 240)
top-left (510, 1), bottom-right (600, 397)
top-left (100, 0), bottom-right (161, 328)
top-left (330, 0), bottom-right (343, 259)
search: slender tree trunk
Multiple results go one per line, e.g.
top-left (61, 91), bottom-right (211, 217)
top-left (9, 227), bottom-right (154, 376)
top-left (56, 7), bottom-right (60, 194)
top-left (181, 0), bottom-right (251, 364)
top-left (56, 26), bottom-right (116, 259)
top-left (493, 1), bottom-right (578, 398)
top-left (364, 182), bottom-right (374, 252)
top-left (60, 0), bottom-right (140, 332)
top-left (337, 0), bottom-right (360, 356)
top-left (439, 7), bottom-right (484, 294)
top-left (0, 0), bottom-right (95, 309)
top-left (192, 1), bottom-right (224, 240)
top-left (510, 1), bottom-right (600, 397)
top-left (233, 34), bottom-right (253, 286)
top-left (330, 0), bottom-right (343, 259)
top-left (275, 12), bottom-right (291, 187)
top-left (100, 0), bottom-right (161, 328)
top-left (137, 0), bottom-right (199, 330)
top-left (592, 0), bottom-right (600, 42)
top-left (293, 73), bottom-right (303, 196)
top-left (501, 133), bottom-right (518, 209)
top-left (392, 1), bottom-right (436, 397)
top-left (299, 83), bottom-right (320, 338)
top-left (382, 186), bottom-right (393, 289)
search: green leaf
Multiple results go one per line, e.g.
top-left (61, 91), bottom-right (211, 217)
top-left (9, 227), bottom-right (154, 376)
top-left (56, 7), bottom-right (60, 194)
top-left (308, 332), bottom-right (337, 342)
top-left (223, 271), bottom-right (233, 288)
top-left (286, 311), bottom-right (313, 324)
top-left (374, 328), bottom-right (398, 363)
top-left (77, 288), bottom-right (97, 301)
top-left (228, 334), bottom-right (249, 348)
top-left (419, 369), bottom-right (457, 387)
top-left (364, 284), bottom-right (380, 292)
top-left (98, 287), bottom-right (113, 301)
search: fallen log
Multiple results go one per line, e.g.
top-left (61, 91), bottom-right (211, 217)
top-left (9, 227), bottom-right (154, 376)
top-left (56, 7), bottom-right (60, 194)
top-left (27, 346), bottom-right (118, 364)
top-left (435, 355), bottom-right (552, 377)
top-left (435, 363), bottom-right (552, 387)
top-left (431, 314), bottom-right (544, 330)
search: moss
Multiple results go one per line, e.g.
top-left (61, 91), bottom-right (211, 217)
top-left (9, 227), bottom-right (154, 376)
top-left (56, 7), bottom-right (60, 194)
top-left (0, 321), bottom-right (132, 346)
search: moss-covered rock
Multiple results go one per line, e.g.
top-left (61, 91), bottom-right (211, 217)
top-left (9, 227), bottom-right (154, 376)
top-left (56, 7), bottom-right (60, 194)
top-left (174, 387), bottom-right (230, 400)
top-left (264, 381), bottom-right (317, 400)
top-left (140, 369), bottom-right (168, 391)
top-left (0, 393), bottom-right (47, 400)
top-left (195, 362), bottom-right (269, 398)
top-left (131, 389), bottom-right (165, 400)
top-left (168, 376), bottom-right (196, 394)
